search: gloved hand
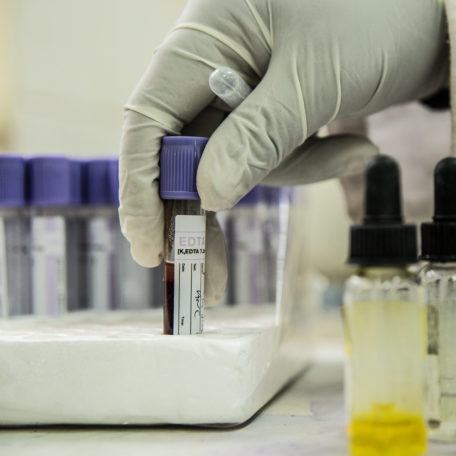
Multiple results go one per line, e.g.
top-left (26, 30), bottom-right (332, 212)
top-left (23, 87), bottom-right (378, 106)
top-left (120, 0), bottom-right (448, 305)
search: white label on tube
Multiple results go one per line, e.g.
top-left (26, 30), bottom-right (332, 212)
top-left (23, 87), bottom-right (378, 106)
top-left (87, 217), bottom-right (117, 311)
top-left (173, 215), bottom-right (205, 335)
top-left (31, 216), bottom-right (67, 315)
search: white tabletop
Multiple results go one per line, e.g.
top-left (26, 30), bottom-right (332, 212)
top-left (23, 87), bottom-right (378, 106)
top-left (1, 362), bottom-right (455, 456)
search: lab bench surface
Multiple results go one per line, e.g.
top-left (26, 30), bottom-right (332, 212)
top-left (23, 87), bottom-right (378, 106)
top-left (0, 362), bottom-right (455, 456)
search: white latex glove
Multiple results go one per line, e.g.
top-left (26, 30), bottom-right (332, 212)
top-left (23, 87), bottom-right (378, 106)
top-left (120, 0), bottom-right (448, 305)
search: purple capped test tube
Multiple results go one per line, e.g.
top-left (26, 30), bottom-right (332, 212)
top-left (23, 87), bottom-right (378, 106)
top-left (106, 159), bottom-right (163, 311)
top-left (160, 136), bottom-right (207, 335)
top-left (84, 159), bottom-right (120, 311)
top-left (0, 155), bottom-right (31, 317)
top-left (28, 156), bottom-right (85, 315)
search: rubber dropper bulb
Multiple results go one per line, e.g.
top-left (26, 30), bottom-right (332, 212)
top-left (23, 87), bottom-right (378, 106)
top-left (363, 155), bottom-right (403, 225)
top-left (433, 156), bottom-right (456, 222)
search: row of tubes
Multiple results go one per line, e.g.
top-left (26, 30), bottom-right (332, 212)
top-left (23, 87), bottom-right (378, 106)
top-left (0, 155), bottom-right (290, 318)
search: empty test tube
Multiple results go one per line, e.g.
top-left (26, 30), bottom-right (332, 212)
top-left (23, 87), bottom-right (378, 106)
top-left (0, 156), bottom-right (31, 317)
top-left (160, 137), bottom-right (207, 335)
top-left (28, 157), bottom-right (86, 315)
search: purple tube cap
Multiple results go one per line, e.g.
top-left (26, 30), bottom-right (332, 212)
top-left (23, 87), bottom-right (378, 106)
top-left (84, 159), bottom-right (117, 206)
top-left (0, 155), bottom-right (26, 207)
top-left (237, 185), bottom-right (265, 206)
top-left (160, 136), bottom-right (208, 200)
top-left (28, 156), bottom-right (82, 207)
top-left (108, 159), bottom-right (119, 206)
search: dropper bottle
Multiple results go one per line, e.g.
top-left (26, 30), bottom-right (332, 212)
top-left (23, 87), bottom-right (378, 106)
top-left (420, 156), bottom-right (456, 442)
top-left (343, 155), bottom-right (427, 456)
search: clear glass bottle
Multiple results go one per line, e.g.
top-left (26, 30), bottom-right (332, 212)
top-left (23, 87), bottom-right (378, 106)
top-left (160, 136), bottom-right (207, 335)
top-left (420, 263), bottom-right (456, 440)
top-left (344, 268), bottom-right (426, 456)
top-left (420, 157), bottom-right (456, 441)
top-left (28, 156), bottom-right (85, 315)
top-left (344, 155), bottom-right (426, 456)
top-left (0, 155), bottom-right (31, 317)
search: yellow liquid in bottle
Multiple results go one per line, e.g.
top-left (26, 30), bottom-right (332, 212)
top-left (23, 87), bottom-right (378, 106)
top-left (348, 404), bottom-right (427, 456)
top-left (344, 298), bottom-right (427, 456)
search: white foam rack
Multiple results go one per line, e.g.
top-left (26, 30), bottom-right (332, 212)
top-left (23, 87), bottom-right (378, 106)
top-left (0, 305), bottom-right (309, 426)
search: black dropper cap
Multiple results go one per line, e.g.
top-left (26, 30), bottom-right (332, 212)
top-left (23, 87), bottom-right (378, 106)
top-left (348, 155), bottom-right (417, 266)
top-left (421, 157), bottom-right (456, 262)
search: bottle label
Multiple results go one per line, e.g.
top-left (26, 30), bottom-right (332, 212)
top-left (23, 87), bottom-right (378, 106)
top-left (173, 215), bottom-right (205, 335)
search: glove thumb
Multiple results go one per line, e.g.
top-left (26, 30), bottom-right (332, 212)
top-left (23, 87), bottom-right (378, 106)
top-left (197, 65), bottom-right (307, 211)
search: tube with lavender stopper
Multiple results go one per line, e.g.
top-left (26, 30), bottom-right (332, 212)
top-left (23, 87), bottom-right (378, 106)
top-left (160, 137), bottom-right (207, 335)
top-left (0, 156), bottom-right (31, 317)
top-left (84, 159), bottom-right (120, 311)
top-left (28, 157), bottom-right (85, 315)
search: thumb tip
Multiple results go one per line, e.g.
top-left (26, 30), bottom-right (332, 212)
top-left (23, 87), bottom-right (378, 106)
top-left (197, 168), bottom-right (238, 211)
top-left (130, 241), bottom-right (163, 268)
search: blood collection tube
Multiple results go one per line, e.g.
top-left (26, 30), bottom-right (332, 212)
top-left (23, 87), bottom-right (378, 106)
top-left (0, 155), bottom-right (31, 317)
top-left (84, 159), bottom-right (120, 311)
top-left (28, 157), bottom-right (85, 315)
top-left (160, 136), bottom-right (207, 335)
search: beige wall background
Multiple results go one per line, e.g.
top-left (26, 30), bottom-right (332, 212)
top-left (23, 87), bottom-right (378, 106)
top-left (0, 0), bottom-right (11, 149)
top-left (3, 0), bottom-right (186, 156)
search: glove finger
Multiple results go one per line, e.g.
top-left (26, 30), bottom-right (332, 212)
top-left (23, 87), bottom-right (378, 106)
top-left (205, 212), bottom-right (228, 307)
top-left (263, 134), bottom-right (379, 186)
top-left (120, 110), bottom-right (164, 268)
top-left (185, 109), bottom-right (227, 306)
top-left (120, 0), bottom-right (275, 267)
top-left (120, 27), bottom-right (237, 268)
top-left (197, 63), bottom-right (309, 211)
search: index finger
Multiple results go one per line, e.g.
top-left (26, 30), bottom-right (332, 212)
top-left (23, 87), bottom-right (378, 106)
top-left (119, 30), bottom-right (222, 267)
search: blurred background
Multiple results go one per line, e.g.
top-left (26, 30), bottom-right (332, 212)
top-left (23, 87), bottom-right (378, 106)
top-left (0, 0), bottom-right (185, 155)
top-left (0, 0), bottom-right (452, 339)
